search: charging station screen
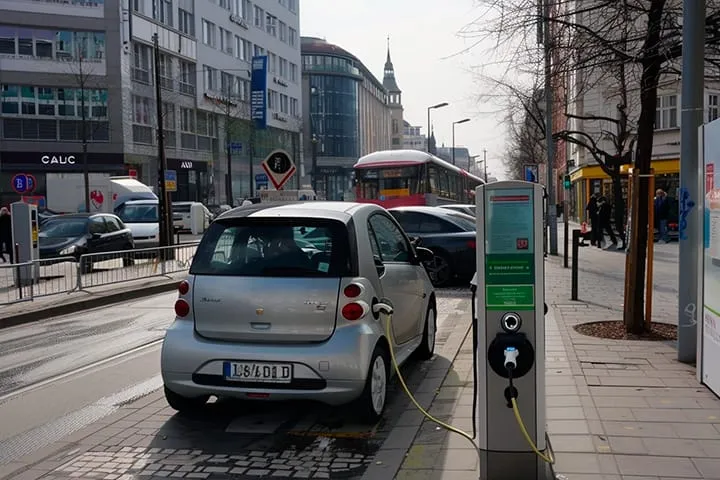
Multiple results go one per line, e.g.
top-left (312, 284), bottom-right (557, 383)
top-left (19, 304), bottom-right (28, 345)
top-left (484, 188), bottom-right (535, 310)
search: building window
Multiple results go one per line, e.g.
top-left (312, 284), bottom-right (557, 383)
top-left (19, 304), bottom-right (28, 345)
top-left (202, 19), bottom-right (216, 47)
top-left (152, 0), bottom-right (172, 26)
top-left (708, 93), bottom-right (719, 123)
top-left (235, 36), bottom-right (250, 61)
top-left (290, 63), bottom-right (297, 83)
top-left (219, 27), bottom-right (232, 54)
top-left (289, 27), bottom-right (297, 47)
top-left (178, 9), bottom-right (195, 36)
top-left (132, 0), bottom-right (143, 14)
top-left (179, 60), bottom-right (196, 95)
top-left (132, 42), bottom-right (152, 84)
top-left (158, 54), bottom-right (173, 90)
top-left (279, 21), bottom-right (287, 42)
top-left (219, 0), bottom-right (230, 11)
top-left (254, 45), bottom-right (264, 57)
top-left (233, 0), bottom-right (249, 18)
top-left (288, 0), bottom-right (296, 13)
top-left (254, 6), bottom-right (264, 28)
top-left (279, 93), bottom-right (288, 114)
top-left (204, 65), bottom-right (217, 91)
top-left (268, 52), bottom-right (277, 73)
top-left (266, 14), bottom-right (277, 36)
top-left (221, 71), bottom-right (233, 95)
top-left (180, 107), bottom-right (196, 149)
top-left (655, 94), bottom-right (678, 130)
top-left (290, 97), bottom-right (298, 116)
top-left (0, 28), bottom-right (105, 61)
top-left (392, 119), bottom-right (399, 134)
top-left (132, 95), bottom-right (153, 144)
top-left (267, 89), bottom-right (278, 110)
top-left (279, 57), bottom-right (288, 79)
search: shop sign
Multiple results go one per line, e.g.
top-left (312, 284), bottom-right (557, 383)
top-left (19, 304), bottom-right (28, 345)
top-left (180, 161), bottom-right (194, 169)
top-left (41, 155), bottom-right (76, 165)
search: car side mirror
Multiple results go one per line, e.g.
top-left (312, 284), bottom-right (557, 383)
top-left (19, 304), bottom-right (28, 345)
top-left (415, 247), bottom-right (434, 263)
top-left (374, 255), bottom-right (385, 276)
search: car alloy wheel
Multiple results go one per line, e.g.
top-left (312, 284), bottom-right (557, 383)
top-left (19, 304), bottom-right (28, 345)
top-left (370, 355), bottom-right (387, 415)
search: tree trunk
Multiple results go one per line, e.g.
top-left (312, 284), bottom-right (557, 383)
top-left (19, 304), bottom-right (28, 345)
top-left (624, 0), bottom-right (666, 334)
top-left (612, 173), bottom-right (625, 244)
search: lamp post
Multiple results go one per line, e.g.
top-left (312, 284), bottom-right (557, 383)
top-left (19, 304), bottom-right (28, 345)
top-left (426, 102), bottom-right (448, 152)
top-left (451, 118), bottom-right (470, 165)
top-left (309, 84), bottom-right (318, 192)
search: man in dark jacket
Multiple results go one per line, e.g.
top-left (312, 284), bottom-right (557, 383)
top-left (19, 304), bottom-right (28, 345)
top-left (0, 207), bottom-right (12, 263)
top-left (654, 189), bottom-right (671, 243)
top-left (596, 196), bottom-right (618, 248)
top-left (586, 192), bottom-right (601, 246)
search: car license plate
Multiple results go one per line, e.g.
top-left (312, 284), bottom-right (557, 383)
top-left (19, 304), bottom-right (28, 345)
top-left (223, 362), bottom-right (292, 383)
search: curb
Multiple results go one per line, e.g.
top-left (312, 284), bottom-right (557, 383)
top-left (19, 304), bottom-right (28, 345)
top-left (360, 310), bottom-right (474, 480)
top-left (0, 280), bottom-right (181, 329)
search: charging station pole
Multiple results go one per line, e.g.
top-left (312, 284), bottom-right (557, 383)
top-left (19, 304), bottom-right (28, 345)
top-left (474, 181), bottom-right (552, 480)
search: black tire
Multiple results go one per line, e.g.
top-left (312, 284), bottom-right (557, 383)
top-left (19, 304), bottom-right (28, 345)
top-left (355, 345), bottom-right (390, 425)
top-left (423, 251), bottom-right (453, 287)
top-left (164, 386), bottom-right (209, 413)
top-left (415, 300), bottom-right (437, 360)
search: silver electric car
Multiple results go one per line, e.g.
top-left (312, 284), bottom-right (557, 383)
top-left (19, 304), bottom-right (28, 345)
top-left (161, 202), bottom-right (437, 423)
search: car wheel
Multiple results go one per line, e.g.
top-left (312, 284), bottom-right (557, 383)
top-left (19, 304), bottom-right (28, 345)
top-left (164, 386), bottom-right (209, 413)
top-left (356, 345), bottom-right (389, 424)
top-left (423, 251), bottom-right (453, 287)
top-left (415, 301), bottom-right (436, 360)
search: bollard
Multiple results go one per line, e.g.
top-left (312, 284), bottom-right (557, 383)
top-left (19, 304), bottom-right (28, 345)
top-left (571, 229), bottom-right (580, 300)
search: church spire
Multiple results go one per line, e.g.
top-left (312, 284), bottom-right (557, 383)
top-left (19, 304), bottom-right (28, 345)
top-left (383, 35), bottom-right (401, 95)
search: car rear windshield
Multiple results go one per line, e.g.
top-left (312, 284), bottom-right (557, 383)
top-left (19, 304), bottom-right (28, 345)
top-left (190, 218), bottom-right (352, 277)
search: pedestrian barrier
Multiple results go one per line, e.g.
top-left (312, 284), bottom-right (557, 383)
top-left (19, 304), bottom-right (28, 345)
top-left (0, 242), bottom-right (199, 306)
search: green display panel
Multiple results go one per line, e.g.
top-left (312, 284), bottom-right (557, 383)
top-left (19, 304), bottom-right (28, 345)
top-left (483, 188), bottom-right (536, 311)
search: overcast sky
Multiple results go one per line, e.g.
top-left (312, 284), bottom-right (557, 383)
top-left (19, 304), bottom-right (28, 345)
top-left (299, 0), bottom-right (507, 179)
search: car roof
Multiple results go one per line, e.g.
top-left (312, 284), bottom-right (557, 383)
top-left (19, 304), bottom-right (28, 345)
top-left (125, 200), bottom-right (159, 205)
top-left (217, 201), bottom-right (384, 223)
top-left (46, 213), bottom-right (120, 220)
top-left (439, 204), bottom-right (475, 208)
top-left (388, 206), bottom-right (476, 221)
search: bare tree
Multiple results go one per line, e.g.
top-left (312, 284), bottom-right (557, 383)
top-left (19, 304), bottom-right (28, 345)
top-left (65, 33), bottom-right (110, 212)
top-left (463, 0), bottom-right (720, 333)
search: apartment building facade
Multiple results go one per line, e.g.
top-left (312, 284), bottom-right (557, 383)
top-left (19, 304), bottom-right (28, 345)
top-left (301, 36), bottom-right (391, 201)
top-left (402, 121), bottom-right (426, 151)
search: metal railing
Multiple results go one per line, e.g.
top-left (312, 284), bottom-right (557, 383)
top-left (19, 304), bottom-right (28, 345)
top-left (0, 242), bottom-right (199, 306)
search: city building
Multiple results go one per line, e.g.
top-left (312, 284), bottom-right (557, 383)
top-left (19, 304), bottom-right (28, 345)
top-left (383, 44), bottom-right (403, 149)
top-left (402, 121), bottom-right (426, 150)
top-left (0, 0), bottom-right (125, 208)
top-left (126, 0), bottom-right (301, 203)
top-left (0, 0), bottom-right (301, 208)
top-left (301, 36), bottom-right (391, 201)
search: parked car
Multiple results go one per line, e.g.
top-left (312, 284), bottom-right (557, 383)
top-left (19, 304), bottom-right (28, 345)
top-left (438, 204), bottom-right (476, 217)
top-left (161, 202), bottom-right (437, 423)
top-left (38, 213), bottom-right (135, 272)
top-left (388, 206), bottom-right (477, 287)
top-left (115, 200), bottom-right (160, 250)
top-left (172, 202), bottom-right (214, 232)
top-left (38, 207), bottom-right (62, 226)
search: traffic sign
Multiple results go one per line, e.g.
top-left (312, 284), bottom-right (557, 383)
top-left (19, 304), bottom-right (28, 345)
top-left (12, 174), bottom-right (28, 194)
top-left (261, 149), bottom-right (296, 190)
top-left (165, 170), bottom-right (177, 192)
top-left (26, 175), bottom-right (36, 194)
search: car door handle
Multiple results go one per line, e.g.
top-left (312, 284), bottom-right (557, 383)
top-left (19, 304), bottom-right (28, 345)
top-left (251, 322), bottom-right (271, 330)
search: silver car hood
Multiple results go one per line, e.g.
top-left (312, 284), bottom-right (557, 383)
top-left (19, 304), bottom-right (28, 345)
top-left (125, 222), bottom-right (159, 237)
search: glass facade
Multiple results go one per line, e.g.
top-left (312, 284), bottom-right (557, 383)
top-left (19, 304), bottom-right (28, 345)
top-left (308, 73), bottom-right (359, 159)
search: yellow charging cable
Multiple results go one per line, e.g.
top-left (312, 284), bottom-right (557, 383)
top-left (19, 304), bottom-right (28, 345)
top-left (510, 397), bottom-right (555, 464)
top-left (384, 314), bottom-right (482, 460)
top-left (384, 311), bottom-right (555, 465)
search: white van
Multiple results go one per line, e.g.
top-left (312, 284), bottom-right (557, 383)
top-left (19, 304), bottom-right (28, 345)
top-left (172, 202), bottom-right (213, 232)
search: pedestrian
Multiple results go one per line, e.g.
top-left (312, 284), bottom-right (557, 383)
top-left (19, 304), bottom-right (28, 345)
top-left (654, 188), bottom-right (671, 243)
top-left (586, 192), bottom-right (601, 246)
top-left (0, 207), bottom-right (12, 263)
top-left (596, 196), bottom-right (618, 249)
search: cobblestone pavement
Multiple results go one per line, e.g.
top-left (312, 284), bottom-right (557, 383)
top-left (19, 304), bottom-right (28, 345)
top-left (0, 290), bottom-right (474, 480)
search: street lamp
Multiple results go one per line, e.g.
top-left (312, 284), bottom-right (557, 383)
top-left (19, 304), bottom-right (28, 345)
top-left (309, 85), bottom-right (319, 192)
top-left (451, 118), bottom-right (471, 165)
top-left (426, 102), bottom-right (449, 152)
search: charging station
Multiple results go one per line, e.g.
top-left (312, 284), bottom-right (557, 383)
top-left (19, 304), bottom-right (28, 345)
top-left (11, 201), bottom-right (40, 286)
top-left (473, 181), bottom-right (553, 480)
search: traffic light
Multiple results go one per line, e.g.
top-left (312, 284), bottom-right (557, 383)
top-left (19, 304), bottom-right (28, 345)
top-left (563, 174), bottom-right (571, 190)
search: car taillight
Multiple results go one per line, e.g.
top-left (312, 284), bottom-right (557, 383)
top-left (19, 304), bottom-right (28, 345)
top-left (178, 280), bottom-right (190, 295)
top-left (342, 301), bottom-right (367, 321)
top-left (343, 283), bottom-right (362, 298)
top-left (175, 299), bottom-right (190, 317)
top-left (467, 240), bottom-right (477, 249)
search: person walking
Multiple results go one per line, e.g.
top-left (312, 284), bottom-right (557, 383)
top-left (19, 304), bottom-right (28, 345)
top-left (586, 192), bottom-right (601, 246)
top-left (654, 189), bottom-right (671, 243)
top-left (596, 196), bottom-right (618, 249)
top-left (0, 207), bottom-right (13, 263)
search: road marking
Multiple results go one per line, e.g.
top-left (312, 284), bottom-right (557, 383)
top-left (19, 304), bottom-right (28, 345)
top-left (0, 338), bottom-right (163, 404)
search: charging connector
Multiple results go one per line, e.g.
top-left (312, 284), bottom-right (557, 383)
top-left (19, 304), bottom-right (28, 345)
top-left (504, 346), bottom-right (519, 371)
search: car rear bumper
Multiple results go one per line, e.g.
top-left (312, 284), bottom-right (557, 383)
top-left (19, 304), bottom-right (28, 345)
top-left (160, 319), bottom-right (380, 405)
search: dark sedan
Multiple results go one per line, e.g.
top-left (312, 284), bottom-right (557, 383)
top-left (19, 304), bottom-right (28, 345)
top-left (39, 213), bottom-right (135, 271)
top-left (389, 206), bottom-right (477, 287)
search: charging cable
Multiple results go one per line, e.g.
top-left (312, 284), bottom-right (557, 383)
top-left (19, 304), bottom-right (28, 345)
top-left (470, 281), bottom-right (478, 440)
top-left (503, 347), bottom-right (555, 465)
top-left (377, 305), bottom-right (483, 464)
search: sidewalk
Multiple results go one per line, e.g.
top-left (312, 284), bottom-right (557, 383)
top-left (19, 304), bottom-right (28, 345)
top-left (386, 226), bottom-right (720, 479)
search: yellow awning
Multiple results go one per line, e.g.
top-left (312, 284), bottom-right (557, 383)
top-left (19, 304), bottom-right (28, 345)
top-left (570, 158), bottom-right (679, 181)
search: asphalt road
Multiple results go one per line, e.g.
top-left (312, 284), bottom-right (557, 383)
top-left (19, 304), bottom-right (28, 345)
top-left (0, 288), bottom-right (467, 473)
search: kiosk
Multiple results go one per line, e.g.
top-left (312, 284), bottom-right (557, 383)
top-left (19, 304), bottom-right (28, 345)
top-left (474, 181), bottom-right (553, 480)
top-left (11, 202), bottom-right (40, 287)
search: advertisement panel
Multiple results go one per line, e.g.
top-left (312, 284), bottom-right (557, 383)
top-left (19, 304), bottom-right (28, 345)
top-left (251, 55), bottom-right (268, 130)
top-left (702, 119), bottom-right (720, 397)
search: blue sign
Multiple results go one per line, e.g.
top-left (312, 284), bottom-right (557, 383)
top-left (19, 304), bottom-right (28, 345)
top-left (251, 55), bottom-right (268, 130)
top-left (165, 170), bottom-right (177, 192)
top-left (523, 164), bottom-right (539, 183)
top-left (255, 173), bottom-right (268, 189)
top-left (228, 142), bottom-right (243, 153)
top-left (11, 174), bottom-right (28, 194)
